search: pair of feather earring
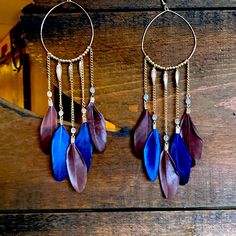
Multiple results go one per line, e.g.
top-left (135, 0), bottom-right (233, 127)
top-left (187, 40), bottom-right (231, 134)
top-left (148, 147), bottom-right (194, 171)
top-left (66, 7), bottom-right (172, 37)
top-left (134, 66), bottom-right (203, 199)
top-left (39, 51), bottom-right (107, 193)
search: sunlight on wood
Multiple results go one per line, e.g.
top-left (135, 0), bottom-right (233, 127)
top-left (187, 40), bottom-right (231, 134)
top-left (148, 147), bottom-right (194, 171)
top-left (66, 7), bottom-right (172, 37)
top-left (0, 0), bottom-right (32, 41)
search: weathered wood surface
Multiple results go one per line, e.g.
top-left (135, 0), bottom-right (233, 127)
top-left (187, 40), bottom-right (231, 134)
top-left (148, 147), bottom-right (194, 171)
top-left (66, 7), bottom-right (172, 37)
top-left (0, 1), bottom-right (236, 234)
top-left (22, 10), bottom-right (236, 127)
top-left (25, 0), bottom-right (236, 11)
top-left (0, 52), bottom-right (236, 210)
top-left (1, 210), bottom-right (236, 235)
top-left (1, 5), bottom-right (236, 210)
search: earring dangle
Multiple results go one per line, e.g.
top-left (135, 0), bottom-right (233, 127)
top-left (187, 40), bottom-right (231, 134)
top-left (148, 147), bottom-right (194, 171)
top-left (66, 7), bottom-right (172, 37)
top-left (39, 0), bottom-right (107, 192)
top-left (159, 71), bottom-right (179, 198)
top-left (143, 67), bottom-right (161, 182)
top-left (67, 62), bottom-right (87, 193)
top-left (180, 62), bottom-right (203, 167)
top-left (134, 0), bottom-right (203, 198)
top-left (39, 53), bottom-right (58, 154)
top-left (86, 48), bottom-right (107, 153)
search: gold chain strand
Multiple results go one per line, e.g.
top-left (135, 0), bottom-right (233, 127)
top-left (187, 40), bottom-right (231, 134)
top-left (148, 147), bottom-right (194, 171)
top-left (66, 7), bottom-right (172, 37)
top-left (163, 71), bottom-right (168, 135)
top-left (175, 69), bottom-right (180, 133)
top-left (79, 57), bottom-right (87, 122)
top-left (151, 67), bottom-right (157, 129)
top-left (89, 48), bottom-right (95, 102)
top-left (46, 53), bottom-right (53, 106)
top-left (186, 61), bottom-right (191, 98)
top-left (163, 71), bottom-right (169, 149)
top-left (164, 88), bottom-right (168, 134)
top-left (153, 84), bottom-right (157, 116)
top-left (79, 58), bottom-right (85, 108)
top-left (47, 53), bottom-right (51, 92)
top-left (144, 57), bottom-right (149, 109)
top-left (90, 47), bottom-right (94, 89)
top-left (69, 63), bottom-right (75, 128)
top-left (58, 73), bottom-right (63, 125)
top-left (56, 61), bottom-right (63, 125)
top-left (176, 82), bottom-right (180, 120)
top-left (186, 61), bottom-right (191, 114)
top-left (69, 63), bottom-right (76, 142)
top-left (175, 69), bottom-right (180, 121)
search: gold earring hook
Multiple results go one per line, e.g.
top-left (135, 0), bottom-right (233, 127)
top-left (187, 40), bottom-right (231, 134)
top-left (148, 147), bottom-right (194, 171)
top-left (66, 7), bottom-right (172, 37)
top-left (160, 0), bottom-right (169, 10)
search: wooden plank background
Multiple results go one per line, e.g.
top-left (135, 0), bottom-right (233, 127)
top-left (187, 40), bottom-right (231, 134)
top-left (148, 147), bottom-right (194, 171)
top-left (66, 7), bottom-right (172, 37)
top-left (28, 0), bottom-right (236, 10)
top-left (0, 0), bottom-right (236, 235)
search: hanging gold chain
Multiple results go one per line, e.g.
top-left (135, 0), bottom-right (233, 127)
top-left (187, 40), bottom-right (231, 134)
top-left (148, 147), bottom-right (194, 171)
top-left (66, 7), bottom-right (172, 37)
top-left (46, 53), bottom-right (53, 106)
top-left (68, 62), bottom-right (76, 142)
top-left (151, 67), bottom-right (157, 129)
top-left (58, 74), bottom-right (63, 125)
top-left (163, 71), bottom-right (169, 149)
top-left (79, 57), bottom-right (87, 122)
top-left (47, 53), bottom-right (51, 92)
top-left (90, 47), bottom-right (94, 89)
top-left (175, 69), bottom-right (181, 133)
top-left (164, 87), bottom-right (168, 135)
top-left (176, 82), bottom-right (180, 121)
top-left (186, 61), bottom-right (191, 114)
top-left (80, 58), bottom-right (86, 109)
top-left (89, 47), bottom-right (96, 102)
top-left (143, 57), bottom-right (149, 109)
top-left (69, 63), bottom-right (75, 129)
top-left (175, 69), bottom-right (180, 122)
top-left (153, 84), bottom-right (157, 116)
top-left (186, 61), bottom-right (191, 98)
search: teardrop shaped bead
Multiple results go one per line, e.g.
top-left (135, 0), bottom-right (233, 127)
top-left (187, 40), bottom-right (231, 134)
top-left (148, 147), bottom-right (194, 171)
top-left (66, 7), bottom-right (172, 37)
top-left (143, 129), bottom-right (161, 181)
top-left (170, 133), bottom-right (192, 185)
top-left (75, 123), bottom-right (93, 171)
top-left (56, 62), bottom-right (62, 81)
top-left (87, 102), bottom-right (107, 153)
top-left (66, 143), bottom-right (87, 193)
top-left (133, 109), bottom-right (152, 159)
top-left (151, 67), bottom-right (157, 85)
top-left (51, 125), bottom-right (70, 181)
top-left (180, 112), bottom-right (203, 166)
top-left (163, 71), bottom-right (168, 89)
top-left (40, 105), bottom-right (58, 154)
top-left (175, 69), bottom-right (180, 86)
top-left (159, 150), bottom-right (179, 199)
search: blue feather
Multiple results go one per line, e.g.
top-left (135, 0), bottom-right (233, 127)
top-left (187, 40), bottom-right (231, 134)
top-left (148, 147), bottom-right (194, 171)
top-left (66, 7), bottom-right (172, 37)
top-left (51, 125), bottom-right (70, 181)
top-left (75, 123), bottom-right (93, 171)
top-left (170, 133), bottom-right (192, 185)
top-left (143, 129), bottom-right (161, 182)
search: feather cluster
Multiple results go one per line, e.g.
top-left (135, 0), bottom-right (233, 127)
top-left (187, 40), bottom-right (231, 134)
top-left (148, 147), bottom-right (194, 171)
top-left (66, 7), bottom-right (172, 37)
top-left (133, 109), bottom-right (203, 199)
top-left (39, 102), bottom-right (107, 193)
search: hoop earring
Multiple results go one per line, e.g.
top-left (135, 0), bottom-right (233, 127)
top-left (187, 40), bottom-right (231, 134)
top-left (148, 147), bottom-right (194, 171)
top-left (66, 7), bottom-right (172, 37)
top-left (39, 0), bottom-right (107, 192)
top-left (134, 0), bottom-right (203, 198)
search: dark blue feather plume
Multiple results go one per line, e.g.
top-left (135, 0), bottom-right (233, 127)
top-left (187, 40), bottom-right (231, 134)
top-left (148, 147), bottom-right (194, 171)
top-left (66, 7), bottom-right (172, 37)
top-left (170, 133), bottom-right (192, 185)
top-left (143, 129), bottom-right (161, 182)
top-left (51, 125), bottom-right (70, 181)
top-left (75, 123), bottom-right (93, 171)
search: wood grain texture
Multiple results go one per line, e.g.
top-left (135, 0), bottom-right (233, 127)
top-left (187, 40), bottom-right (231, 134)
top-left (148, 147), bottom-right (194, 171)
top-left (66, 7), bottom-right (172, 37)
top-left (0, 4), bottom-right (236, 236)
top-left (0, 73), bottom-right (236, 211)
top-left (24, 0), bottom-right (236, 12)
top-left (0, 10), bottom-right (235, 210)
top-left (21, 10), bottom-right (236, 127)
top-left (0, 210), bottom-right (236, 235)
